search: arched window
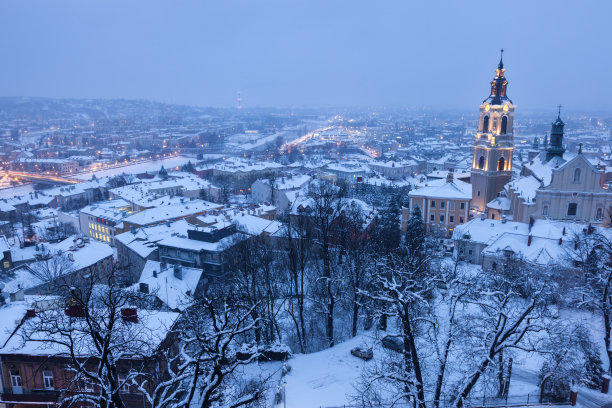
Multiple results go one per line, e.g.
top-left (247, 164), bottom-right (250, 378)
top-left (596, 207), bottom-right (603, 219)
top-left (501, 116), bottom-right (508, 134)
top-left (573, 168), bottom-right (581, 183)
top-left (497, 157), bottom-right (505, 171)
top-left (482, 116), bottom-right (490, 132)
top-left (478, 156), bottom-right (485, 169)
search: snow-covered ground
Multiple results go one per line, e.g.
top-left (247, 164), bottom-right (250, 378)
top-left (278, 310), bottom-right (612, 408)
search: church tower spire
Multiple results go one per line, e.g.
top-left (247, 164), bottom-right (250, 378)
top-left (471, 51), bottom-right (516, 213)
top-left (545, 105), bottom-right (566, 161)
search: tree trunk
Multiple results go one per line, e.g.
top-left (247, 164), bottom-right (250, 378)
top-left (603, 280), bottom-right (612, 374)
top-left (497, 352), bottom-right (504, 397)
top-left (351, 295), bottom-right (359, 338)
top-left (404, 307), bottom-right (426, 408)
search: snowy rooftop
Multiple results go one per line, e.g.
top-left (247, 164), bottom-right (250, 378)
top-left (409, 178), bottom-right (471, 200)
top-left (129, 260), bottom-right (202, 311)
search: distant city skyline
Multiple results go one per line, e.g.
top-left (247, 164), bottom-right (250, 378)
top-left (1, 0), bottom-right (611, 111)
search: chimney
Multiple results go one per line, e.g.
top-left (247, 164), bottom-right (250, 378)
top-left (121, 308), bottom-right (138, 323)
top-left (562, 226), bottom-right (566, 235)
top-left (527, 234), bottom-right (532, 246)
top-left (501, 215), bottom-right (507, 224)
top-left (480, 212), bottom-right (486, 221)
top-left (130, 225), bottom-right (136, 234)
top-left (446, 169), bottom-right (454, 183)
top-left (558, 237), bottom-right (563, 246)
top-left (139, 282), bottom-right (149, 294)
top-left (152, 269), bottom-right (157, 278)
top-left (173, 264), bottom-right (182, 280)
top-left (25, 309), bottom-right (36, 318)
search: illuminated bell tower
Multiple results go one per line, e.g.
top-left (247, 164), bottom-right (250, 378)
top-left (471, 50), bottom-right (515, 212)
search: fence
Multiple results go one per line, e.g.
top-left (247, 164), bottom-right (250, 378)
top-left (317, 394), bottom-right (571, 408)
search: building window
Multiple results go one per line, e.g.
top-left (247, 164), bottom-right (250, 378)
top-left (468, 249), bottom-right (473, 255)
top-left (478, 156), bottom-right (485, 170)
top-left (596, 207), bottom-right (603, 219)
top-left (430, 200), bottom-right (436, 208)
top-left (449, 215), bottom-right (454, 223)
top-left (460, 216), bottom-right (464, 223)
top-left (543, 205), bottom-right (549, 216)
top-left (501, 116), bottom-right (508, 134)
top-left (430, 214), bottom-right (434, 221)
top-left (440, 215), bottom-right (445, 223)
top-left (440, 201), bottom-right (445, 209)
top-left (482, 115), bottom-right (490, 132)
top-left (43, 371), bottom-right (54, 390)
top-left (460, 202), bottom-right (465, 210)
top-left (118, 376), bottom-right (130, 393)
top-left (567, 202), bottom-right (578, 216)
top-left (10, 370), bottom-right (22, 388)
top-left (477, 190), bottom-right (481, 197)
top-left (498, 157), bottom-right (505, 171)
top-left (573, 168), bottom-right (581, 183)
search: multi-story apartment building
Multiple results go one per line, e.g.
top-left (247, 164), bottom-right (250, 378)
top-left (404, 172), bottom-right (471, 236)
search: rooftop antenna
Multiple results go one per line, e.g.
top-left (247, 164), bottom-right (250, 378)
top-left (237, 91), bottom-right (242, 110)
top-left (557, 104), bottom-right (562, 117)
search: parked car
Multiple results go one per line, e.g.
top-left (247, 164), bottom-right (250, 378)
top-left (350, 347), bottom-right (373, 361)
top-left (381, 335), bottom-right (403, 352)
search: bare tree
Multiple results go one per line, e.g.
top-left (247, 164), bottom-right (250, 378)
top-left (307, 180), bottom-right (345, 348)
top-left (451, 267), bottom-right (549, 408)
top-left (282, 217), bottom-right (312, 353)
top-left (574, 230), bottom-right (612, 374)
top-left (139, 295), bottom-right (270, 408)
top-left (20, 270), bottom-right (165, 408)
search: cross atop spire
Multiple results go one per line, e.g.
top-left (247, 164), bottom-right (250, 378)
top-left (498, 48), bottom-right (504, 69)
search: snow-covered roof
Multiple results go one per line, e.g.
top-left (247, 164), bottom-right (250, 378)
top-left (233, 214), bottom-right (284, 236)
top-left (122, 200), bottom-right (219, 227)
top-left (408, 178), bottom-right (471, 200)
top-left (115, 219), bottom-right (192, 259)
top-left (507, 175), bottom-right (541, 202)
top-left (487, 196), bottom-right (511, 211)
top-left (129, 260), bottom-right (202, 311)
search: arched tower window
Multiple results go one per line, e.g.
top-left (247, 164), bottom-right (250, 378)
top-left (482, 116), bottom-right (490, 132)
top-left (501, 116), bottom-right (508, 134)
top-left (478, 156), bottom-right (485, 169)
top-left (573, 168), bottom-right (581, 183)
top-left (497, 157), bottom-right (505, 171)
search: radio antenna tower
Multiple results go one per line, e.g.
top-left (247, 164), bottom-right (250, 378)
top-left (237, 91), bottom-right (242, 110)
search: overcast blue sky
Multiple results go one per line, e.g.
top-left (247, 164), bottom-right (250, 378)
top-left (0, 1), bottom-right (610, 110)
